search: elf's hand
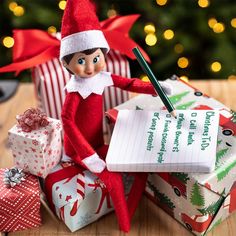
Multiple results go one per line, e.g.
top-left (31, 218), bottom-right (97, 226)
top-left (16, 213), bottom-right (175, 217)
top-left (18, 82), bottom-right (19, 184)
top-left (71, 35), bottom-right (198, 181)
top-left (82, 153), bottom-right (106, 173)
top-left (159, 81), bottom-right (173, 95)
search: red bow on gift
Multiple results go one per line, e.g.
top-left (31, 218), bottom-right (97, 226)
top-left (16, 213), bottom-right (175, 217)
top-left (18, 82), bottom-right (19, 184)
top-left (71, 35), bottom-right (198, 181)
top-left (0, 14), bottom-right (150, 75)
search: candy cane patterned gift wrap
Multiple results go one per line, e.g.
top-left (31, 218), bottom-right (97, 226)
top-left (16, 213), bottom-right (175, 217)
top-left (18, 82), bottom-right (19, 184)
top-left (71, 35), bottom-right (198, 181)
top-left (8, 118), bottom-right (62, 178)
top-left (0, 169), bottom-right (41, 232)
top-left (46, 163), bottom-right (133, 232)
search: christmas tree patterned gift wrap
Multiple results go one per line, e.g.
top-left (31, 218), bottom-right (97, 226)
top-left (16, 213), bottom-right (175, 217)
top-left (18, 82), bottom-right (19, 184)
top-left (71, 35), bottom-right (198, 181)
top-left (106, 76), bottom-right (236, 235)
top-left (44, 163), bottom-right (133, 232)
top-left (8, 110), bottom-right (62, 178)
top-left (0, 168), bottom-right (41, 232)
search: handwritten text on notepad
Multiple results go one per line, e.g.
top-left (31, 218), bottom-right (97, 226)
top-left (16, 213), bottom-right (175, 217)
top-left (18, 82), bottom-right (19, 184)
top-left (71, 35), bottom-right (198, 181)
top-left (144, 111), bottom-right (218, 164)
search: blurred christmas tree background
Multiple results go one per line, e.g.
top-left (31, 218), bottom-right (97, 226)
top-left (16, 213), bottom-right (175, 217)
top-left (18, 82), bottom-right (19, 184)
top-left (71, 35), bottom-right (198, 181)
top-left (0, 0), bottom-right (236, 82)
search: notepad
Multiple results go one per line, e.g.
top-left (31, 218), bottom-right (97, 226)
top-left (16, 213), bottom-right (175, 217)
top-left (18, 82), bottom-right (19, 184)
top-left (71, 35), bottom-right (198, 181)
top-left (106, 110), bottom-right (219, 173)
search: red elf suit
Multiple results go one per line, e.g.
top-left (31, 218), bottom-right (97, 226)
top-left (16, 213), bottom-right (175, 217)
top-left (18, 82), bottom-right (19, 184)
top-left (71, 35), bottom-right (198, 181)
top-left (60, 0), bottom-right (172, 232)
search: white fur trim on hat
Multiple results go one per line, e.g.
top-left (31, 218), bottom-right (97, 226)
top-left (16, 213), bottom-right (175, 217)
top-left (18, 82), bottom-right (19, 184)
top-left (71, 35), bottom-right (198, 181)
top-left (60, 30), bottom-right (110, 60)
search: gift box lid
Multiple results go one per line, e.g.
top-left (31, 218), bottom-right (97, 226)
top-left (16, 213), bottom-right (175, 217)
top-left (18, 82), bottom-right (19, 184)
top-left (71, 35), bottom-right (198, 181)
top-left (106, 76), bottom-right (236, 198)
top-left (8, 117), bottom-right (62, 145)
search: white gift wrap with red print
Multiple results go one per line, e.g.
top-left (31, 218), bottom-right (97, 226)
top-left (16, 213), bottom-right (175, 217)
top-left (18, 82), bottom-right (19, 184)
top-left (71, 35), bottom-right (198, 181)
top-left (32, 50), bottom-right (130, 133)
top-left (49, 163), bottom-right (134, 232)
top-left (8, 118), bottom-right (62, 178)
top-left (52, 169), bottom-right (113, 232)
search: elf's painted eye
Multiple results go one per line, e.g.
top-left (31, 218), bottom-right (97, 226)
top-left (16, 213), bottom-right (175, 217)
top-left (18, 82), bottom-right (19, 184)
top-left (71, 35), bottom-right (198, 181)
top-left (78, 58), bottom-right (85, 65)
top-left (93, 55), bottom-right (100, 64)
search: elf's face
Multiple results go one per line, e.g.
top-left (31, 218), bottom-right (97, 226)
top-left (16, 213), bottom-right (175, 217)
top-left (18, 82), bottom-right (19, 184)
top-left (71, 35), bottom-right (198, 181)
top-left (64, 49), bottom-right (106, 78)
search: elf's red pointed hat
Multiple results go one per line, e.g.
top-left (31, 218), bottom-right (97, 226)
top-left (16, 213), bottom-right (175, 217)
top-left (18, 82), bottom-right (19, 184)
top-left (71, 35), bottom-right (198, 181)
top-left (60, 0), bottom-right (110, 60)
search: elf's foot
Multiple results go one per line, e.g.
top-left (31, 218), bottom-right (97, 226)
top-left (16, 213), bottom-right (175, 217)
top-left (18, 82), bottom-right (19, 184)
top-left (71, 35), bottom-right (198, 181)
top-left (97, 169), bottom-right (130, 232)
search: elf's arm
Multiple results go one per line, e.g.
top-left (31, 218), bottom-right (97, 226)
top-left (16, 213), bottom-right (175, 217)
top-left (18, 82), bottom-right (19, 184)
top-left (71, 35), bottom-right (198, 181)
top-left (61, 92), bottom-right (106, 173)
top-left (111, 74), bottom-right (172, 95)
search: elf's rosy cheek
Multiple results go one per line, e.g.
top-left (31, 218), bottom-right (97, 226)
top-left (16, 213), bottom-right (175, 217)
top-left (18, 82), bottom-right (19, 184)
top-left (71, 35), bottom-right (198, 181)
top-left (95, 60), bottom-right (105, 72)
top-left (74, 66), bottom-right (84, 75)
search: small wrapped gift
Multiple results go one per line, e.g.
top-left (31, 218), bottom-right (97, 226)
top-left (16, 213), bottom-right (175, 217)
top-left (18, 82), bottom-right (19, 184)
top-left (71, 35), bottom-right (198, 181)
top-left (0, 167), bottom-right (41, 232)
top-left (44, 163), bottom-right (133, 232)
top-left (8, 108), bottom-right (62, 178)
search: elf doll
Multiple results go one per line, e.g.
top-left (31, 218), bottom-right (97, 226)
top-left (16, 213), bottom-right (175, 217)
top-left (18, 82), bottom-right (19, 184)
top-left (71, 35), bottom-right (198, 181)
top-left (60, 0), bottom-right (172, 232)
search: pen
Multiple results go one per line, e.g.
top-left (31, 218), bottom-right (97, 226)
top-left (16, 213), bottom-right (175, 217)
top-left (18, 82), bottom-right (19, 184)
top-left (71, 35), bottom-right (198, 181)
top-left (132, 47), bottom-right (176, 118)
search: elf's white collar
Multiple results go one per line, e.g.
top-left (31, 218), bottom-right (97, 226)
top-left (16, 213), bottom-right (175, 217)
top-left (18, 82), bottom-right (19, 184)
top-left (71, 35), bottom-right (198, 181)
top-left (65, 71), bottom-right (113, 99)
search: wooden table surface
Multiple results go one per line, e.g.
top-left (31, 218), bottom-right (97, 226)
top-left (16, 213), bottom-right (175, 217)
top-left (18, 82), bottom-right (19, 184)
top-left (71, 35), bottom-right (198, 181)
top-left (1, 80), bottom-right (236, 236)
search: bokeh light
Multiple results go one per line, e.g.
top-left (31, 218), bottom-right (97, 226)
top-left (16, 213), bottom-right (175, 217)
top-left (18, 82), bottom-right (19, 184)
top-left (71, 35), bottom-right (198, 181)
top-left (177, 57), bottom-right (189, 68)
top-left (144, 24), bottom-right (156, 34)
top-left (208, 18), bottom-right (217, 28)
top-left (163, 29), bottom-right (174, 40)
top-left (213, 23), bottom-right (225, 33)
top-left (9, 2), bottom-right (18, 11)
top-left (174, 44), bottom-right (184, 53)
top-left (211, 62), bottom-right (221, 72)
top-left (107, 9), bottom-right (117, 18)
top-left (2, 36), bottom-right (15, 48)
top-left (231, 18), bottom-right (236, 28)
top-left (48, 26), bottom-right (57, 34)
top-left (59, 1), bottom-right (67, 10)
top-left (13, 6), bottom-right (25, 16)
top-left (141, 75), bottom-right (150, 82)
top-left (228, 75), bottom-right (236, 81)
top-left (145, 33), bottom-right (157, 46)
top-left (198, 0), bottom-right (210, 8)
top-left (156, 0), bottom-right (168, 6)
top-left (180, 76), bottom-right (189, 82)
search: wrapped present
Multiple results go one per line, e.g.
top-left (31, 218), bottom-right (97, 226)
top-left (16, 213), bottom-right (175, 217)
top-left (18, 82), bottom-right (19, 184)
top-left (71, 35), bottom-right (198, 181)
top-left (0, 15), bottom-right (150, 134)
top-left (44, 163), bottom-right (133, 232)
top-left (8, 108), bottom-right (62, 178)
top-left (106, 76), bottom-right (236, 235)
top-left (0, 167), bottom-right (41, 232)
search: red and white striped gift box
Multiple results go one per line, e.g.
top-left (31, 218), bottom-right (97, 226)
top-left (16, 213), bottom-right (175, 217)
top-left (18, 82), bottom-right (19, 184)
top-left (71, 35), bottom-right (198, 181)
top-left (32, 50), bottom-right (130, 133)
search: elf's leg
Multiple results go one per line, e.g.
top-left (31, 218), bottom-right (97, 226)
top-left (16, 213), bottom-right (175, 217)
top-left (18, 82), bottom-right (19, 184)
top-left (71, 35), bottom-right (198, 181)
top-left (96, 145), bottom-right (130, 232)
top-left (96, 169), bottom-right (130, 232)
top-left (127, 172), bottom-right (148, 219)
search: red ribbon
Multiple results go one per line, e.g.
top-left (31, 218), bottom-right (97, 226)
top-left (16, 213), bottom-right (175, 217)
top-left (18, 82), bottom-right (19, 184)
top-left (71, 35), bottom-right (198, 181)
top-left (0, 14), bottom-right (150, 75)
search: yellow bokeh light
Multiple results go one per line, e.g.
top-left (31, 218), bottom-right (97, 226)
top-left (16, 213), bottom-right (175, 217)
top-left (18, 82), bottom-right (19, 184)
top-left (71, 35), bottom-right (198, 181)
top-left (9, 2), bottom-right (18, 11)
top-left (177, 57), bottom-right (189, 68)
top-left (2, 36), bottom-right (14, 48)
top-left (107, 9), bottom-right (117, 18)
top-left (211, 62), bottom-right (221, 72)
top-left (145, 33), bottom-right (157, 46)
top-left (163, 29), bottom-right (174, 40)
top-left (144, 24), bottom-right (156, 34)
top-left (174, 44), bottom-right (184, 53)
top-left (13, 6), bottom-right (25, 16)
top-left (141, 75), bottom-right (150, 82)
top-left (156, 0), bottom-right (168, 6)
top-left (228, 75), bottom-right (236, 81)
top-left (213, 23), bottom-right (225, 33)
top-left (208, 18), bottom-right (217, 28)
top-left (48, 26), bottom-right (57, 34)
top-left (198, 0), bottom-right (210, 8)
top-left (180, 76), bottom-right (189, 82)
top-left (59, 1), bottom-right (67, 10)
top-left (231, 18), bottom-right (236, 28)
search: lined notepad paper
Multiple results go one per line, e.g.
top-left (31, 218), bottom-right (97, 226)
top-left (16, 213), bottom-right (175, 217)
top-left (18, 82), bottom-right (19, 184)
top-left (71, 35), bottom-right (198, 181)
top-left (106, 110), bottom-right (219, 173)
